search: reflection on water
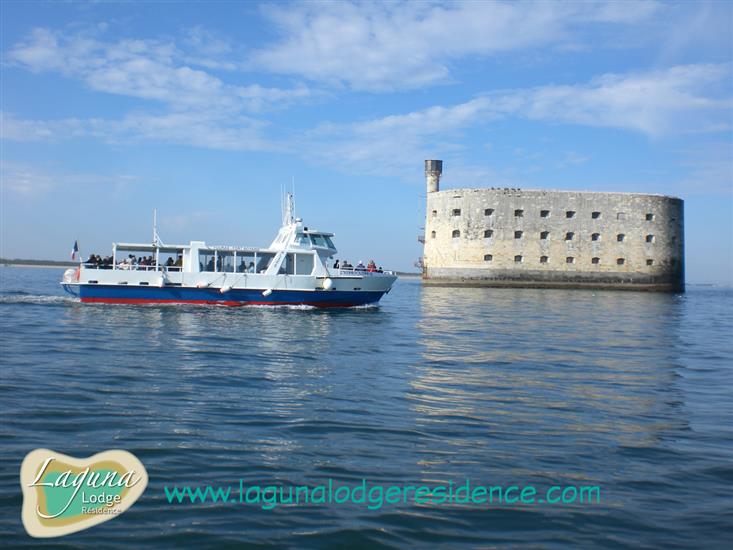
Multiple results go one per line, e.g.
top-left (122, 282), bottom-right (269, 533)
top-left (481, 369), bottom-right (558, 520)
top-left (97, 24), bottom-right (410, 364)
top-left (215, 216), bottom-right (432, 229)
top-left (415, 288), bottom-right (688, 455)
top-left (1, 267), bottom-right (732, 548)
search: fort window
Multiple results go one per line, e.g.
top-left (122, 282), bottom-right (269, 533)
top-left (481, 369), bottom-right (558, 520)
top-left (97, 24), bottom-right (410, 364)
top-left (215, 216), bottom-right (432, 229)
top-left (431, 231), bottom-right (436, 239)
top-left (617, 258), bottom-right (625, 265)
top-left (540, 255), bottom-right (548, 264)
top-left (514, 209), bottom-right (524, 217)
top-left (617, 212), bottom-right (626, 220)
top-left (565, 232), bottom-right (575, 241)
top-left (485, 208), bottom-right (494, 216)
top-left (646, 213), bottom-right (655, 221)
top-left (646, 234), bottom-right (655, 243)
top-left (592, 211), bottom-right (601, 219)
top-left (566, 256), bottom-right (575, 264)
top-left (540, 231), bottom-right (549, 240)
top-left (484, 254), bottom-right (493, 262)
top-left (452, 209), bottom-right (461, 216)
top-left (514, 255), bottom-right (523, 263)
top-left (452, 230), bottom-right (460, 239)
top-left (484, 229), bottom-right (493, 238)
top-left (592, 257), bottom-right (600, 265)
top-left (646, 259), bottom-right (654, 266)
top-left (540, 210), bottom-right (550, 218)
top-left (432, 210), bottom-right (437, 217)
top-left (514, 230), bottom-right (523, 239)
top-left (566, 210), bottom-right (576, 218)
top-left (591, 233), bottom-right (601, 241)
top-left (617, 234), bottom-right (625, 242)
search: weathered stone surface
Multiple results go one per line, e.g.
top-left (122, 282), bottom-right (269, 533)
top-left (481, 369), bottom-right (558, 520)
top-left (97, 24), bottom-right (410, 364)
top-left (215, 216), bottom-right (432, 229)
top-left (422, 173), bottom-right (684, 292)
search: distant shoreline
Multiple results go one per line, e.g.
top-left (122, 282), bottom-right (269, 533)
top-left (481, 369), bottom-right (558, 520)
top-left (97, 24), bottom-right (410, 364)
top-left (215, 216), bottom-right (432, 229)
top-left (1, 263), bottom-right (75, 269)
top-left (1, 259), bottom-right (77, 269)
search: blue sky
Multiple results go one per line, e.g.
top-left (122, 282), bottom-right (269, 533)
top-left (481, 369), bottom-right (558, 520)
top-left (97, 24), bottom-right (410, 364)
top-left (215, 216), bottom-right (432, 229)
top-left (1, 1), bottom-right (731, 283)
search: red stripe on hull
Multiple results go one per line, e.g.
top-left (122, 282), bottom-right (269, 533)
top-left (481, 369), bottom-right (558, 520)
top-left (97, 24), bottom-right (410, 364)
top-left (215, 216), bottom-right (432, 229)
top-left (80, 297), bottom-right (362, 308)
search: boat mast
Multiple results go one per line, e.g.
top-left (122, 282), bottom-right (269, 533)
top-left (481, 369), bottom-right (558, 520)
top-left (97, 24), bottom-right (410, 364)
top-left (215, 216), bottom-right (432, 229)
top-left (152, 209), bottom-right (164, 246)
top-left (282, 191), bottom-right (295, 226)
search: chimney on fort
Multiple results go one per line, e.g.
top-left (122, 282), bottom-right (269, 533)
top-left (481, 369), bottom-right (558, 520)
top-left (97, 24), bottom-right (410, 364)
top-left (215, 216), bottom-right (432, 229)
top-left (425, 160), bottom-right (442, 193)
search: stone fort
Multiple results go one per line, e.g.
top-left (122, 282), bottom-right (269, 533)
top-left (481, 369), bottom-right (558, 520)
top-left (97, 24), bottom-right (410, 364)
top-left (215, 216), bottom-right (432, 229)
top-left (421, 160), bottom-right (684, 291)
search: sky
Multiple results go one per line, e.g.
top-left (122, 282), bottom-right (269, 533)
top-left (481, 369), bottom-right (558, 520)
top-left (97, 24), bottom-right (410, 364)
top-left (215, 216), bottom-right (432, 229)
top-left (1, 0), bottom-right (731, 284)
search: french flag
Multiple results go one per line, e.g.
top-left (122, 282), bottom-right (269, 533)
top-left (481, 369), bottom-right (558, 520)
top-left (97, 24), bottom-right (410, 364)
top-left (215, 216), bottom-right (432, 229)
top-left (71, 240), bottom-right (79, 260)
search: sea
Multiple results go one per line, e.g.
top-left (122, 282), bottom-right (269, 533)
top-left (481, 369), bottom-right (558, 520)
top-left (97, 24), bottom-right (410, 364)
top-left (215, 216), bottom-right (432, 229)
top-left (1, 266), bottom-right (732, 548)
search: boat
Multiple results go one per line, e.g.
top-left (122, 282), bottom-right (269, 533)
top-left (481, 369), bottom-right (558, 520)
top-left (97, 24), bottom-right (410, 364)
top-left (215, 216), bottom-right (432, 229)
top-left (60, 195), bottom-right (397, 307)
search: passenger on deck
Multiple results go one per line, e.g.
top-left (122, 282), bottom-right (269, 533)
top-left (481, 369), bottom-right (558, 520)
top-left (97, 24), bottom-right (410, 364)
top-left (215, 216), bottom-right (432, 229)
top-left (174, 255), bottom-right (183, 268)
top-left (248, 261), bottom-right (255, 273)
top-left (206, 258), bottom-right (215, 271)
top-left (367, 260), bottom-right (376, 272)
top-left (165, 257), bottom-right (174, 267)
top-left (333, 259), bottom-right (340, 269)
top-left (355, 260), bottom-right (366, 271)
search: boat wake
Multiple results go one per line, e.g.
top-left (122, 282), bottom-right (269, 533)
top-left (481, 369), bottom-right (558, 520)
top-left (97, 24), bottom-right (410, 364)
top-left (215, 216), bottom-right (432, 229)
top-left (0, 294), bottom-right (77, 305)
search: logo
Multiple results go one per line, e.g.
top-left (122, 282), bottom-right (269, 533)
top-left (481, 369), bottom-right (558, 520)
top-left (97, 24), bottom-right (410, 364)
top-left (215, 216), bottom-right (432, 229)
top-left (20, 449), bottom-right (148, 538)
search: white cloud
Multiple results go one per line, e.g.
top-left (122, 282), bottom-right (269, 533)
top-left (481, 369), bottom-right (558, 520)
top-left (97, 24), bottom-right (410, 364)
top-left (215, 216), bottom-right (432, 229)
top-left (4, 26), bottom-right (314, 151)
top-left (253, 1), bottom-right (661, 91)
top-left (0, 160), bottom-right (138, 197)
top-left (113, 111), bottom-right (281, 152)
top-left (0, 112), bottom-right (87, 141)
top-left (0, 110), bottom-right (282, 152)
top-left (7, 28), bottom-right (310, 113)
top-left (521, 64), bottom-right (732, 136)
top-left (303, 64), bottom-right (732, 176)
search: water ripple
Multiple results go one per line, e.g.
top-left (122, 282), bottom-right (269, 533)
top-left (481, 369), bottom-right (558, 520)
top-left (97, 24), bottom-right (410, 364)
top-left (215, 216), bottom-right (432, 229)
top-left (1, 267), bottom-right (732, 547)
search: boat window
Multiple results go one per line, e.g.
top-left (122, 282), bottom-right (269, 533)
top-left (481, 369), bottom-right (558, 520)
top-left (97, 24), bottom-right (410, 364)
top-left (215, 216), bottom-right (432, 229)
top-left (296, 234), bottom-right (310, 246)
top-left (308, 234), bottom-right (335, 248)
top-left (218, 251), bottom-right (235, 273)
top-left (310, 234), bottom-right (324, 246)
top-left (236, 252), bottom-right (256, 273)
top-left (296, 253), bottom-right (314, 275)
top-left (115, 248), bottom-right (166, 271)
top-left (278, 253), bottom-right (316, 275)
top-left (256, 252), bottom-right (276, 273)
top-left (282, 254), bottom-right (296, 275)
top-left (200, 251), bottom-right (216, 272)
top-left (157, 252), bottom-right (175, 270)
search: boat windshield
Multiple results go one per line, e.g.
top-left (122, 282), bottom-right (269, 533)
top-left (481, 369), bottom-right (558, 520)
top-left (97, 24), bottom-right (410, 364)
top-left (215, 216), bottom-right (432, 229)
top-left (310, 234), bottom-right (334, 248)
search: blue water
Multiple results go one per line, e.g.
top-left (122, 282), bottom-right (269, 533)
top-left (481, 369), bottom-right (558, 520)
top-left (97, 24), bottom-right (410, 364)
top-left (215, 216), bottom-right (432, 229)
top-left (1, 266), bottom-right (732, 548)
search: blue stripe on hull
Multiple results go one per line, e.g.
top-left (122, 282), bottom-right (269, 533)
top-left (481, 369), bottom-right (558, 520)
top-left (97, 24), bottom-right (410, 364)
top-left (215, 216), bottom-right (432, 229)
top-left (76, 284), bottom-right (385, 307)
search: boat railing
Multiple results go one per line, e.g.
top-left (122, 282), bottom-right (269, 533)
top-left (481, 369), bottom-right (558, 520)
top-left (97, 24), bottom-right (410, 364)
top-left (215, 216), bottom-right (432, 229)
top-left (82, 262), bottom-right (182, 272)
top-left (335, 268), bottom-right (394, 276)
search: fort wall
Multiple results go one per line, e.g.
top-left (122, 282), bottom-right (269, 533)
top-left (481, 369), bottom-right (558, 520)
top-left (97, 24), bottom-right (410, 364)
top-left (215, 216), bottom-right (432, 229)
top-left (422, 161), bottom-right (684, 291)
